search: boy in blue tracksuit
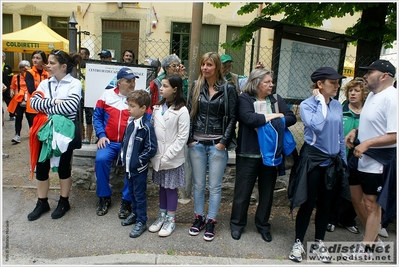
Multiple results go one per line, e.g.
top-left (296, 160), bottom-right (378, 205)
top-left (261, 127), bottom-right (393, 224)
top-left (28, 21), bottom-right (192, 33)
top-left (119, 90), bottom-right (157, 238)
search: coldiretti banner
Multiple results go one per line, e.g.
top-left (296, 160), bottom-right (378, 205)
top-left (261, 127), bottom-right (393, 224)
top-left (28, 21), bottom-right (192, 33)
top-left (4, 42), bottom-right (40, 49)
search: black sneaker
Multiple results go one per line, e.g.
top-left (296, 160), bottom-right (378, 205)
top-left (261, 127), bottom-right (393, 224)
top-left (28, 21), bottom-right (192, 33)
top-left (96, 197), bottom-right (111, 216)
top-left (203, 219), bottom-right (217, 241)
top-left (189, 214), bottom-right (205, 236)
top-left (129, 222), bottom-right (147, 238)
top-left (28, 199), bottom-right (50, 221)
top-left (121, 212), bottom-right (137, 226)
top-left (118, 199), bottom-right (132, 219)
top-left (51, 198), bottom-right (71, 219)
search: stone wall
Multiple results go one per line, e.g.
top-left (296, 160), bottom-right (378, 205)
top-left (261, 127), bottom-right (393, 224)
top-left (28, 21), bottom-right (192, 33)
top-left (71, 145), bottom-right (291, 206)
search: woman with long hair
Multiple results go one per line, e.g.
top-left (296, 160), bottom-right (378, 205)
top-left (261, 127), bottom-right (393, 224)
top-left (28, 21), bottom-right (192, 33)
top-left (27, 50), bottom-right (82, 221)
top-left (187, 52), bottom-right (237, 242)
top-left (148, 74), bottom-right (190, 237)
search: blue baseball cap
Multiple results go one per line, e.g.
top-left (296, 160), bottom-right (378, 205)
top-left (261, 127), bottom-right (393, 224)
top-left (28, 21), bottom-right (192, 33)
top-left (117, 67), bottom-right (139, 80)
top-left (98, 50), bottom-right (112, 58)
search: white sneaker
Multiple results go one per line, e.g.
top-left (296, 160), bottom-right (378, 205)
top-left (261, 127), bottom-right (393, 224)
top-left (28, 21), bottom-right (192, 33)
top-left (378, 228), bottom-right (389, 238)
top-left (310, 240), bottom-right (332, 263)
top-left (376, 237), bottom-right (385, 249)
top-left (148, 212), bottom-right (166, 233)
top-left (289, 239), bottom-right (306, 262)
top-left (158, 216), bottom-right (175, 237)
top-left (12, 134), bottom-right (21, 143)
top-left (343, 243), bottom-right (373, 262)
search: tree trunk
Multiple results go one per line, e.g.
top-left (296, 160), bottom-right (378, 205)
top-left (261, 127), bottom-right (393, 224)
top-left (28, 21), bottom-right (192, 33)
top-left (354, 3), bottom-right (388, 77)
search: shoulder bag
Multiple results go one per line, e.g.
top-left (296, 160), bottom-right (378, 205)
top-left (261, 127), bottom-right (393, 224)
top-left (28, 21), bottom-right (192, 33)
top-left (48, 81), bottom-right (82, 150)
top-left (222, 82), bottom-right (237, 151)
top-left (273, 94), bottom-right (296, 170)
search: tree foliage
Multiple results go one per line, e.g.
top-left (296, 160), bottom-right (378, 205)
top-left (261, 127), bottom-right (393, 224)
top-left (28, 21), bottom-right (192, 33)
top-left (211, 2), bottom-right (397, 50)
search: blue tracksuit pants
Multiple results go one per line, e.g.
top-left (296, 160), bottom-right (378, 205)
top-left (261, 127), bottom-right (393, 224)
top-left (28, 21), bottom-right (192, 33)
top-left (95, 141), bottom-right (131, 202)
top-left (127, 170), bottom-right (148, 224)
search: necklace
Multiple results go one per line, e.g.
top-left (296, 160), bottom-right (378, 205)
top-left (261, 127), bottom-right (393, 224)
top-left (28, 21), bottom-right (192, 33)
top-left (349, 103), bottom-right (362, 114)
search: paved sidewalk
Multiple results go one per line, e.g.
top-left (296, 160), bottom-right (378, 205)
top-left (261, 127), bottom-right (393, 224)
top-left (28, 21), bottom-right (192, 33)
top-left (2, 184), bottom-right (397, 266)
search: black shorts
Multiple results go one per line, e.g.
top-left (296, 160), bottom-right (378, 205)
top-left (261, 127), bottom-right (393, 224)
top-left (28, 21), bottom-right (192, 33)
top-left (357, 170), bottom-right (384, 196)
top-left (348, 171), bottom-right (361, 186)
top-left (36, 149), bottom-right (73, 181)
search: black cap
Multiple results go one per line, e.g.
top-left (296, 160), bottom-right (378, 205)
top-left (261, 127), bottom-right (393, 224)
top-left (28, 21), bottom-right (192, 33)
top-left (311, 67), bottom-right (346, 82)
top-left (359, 59), bottom-right (395, 78)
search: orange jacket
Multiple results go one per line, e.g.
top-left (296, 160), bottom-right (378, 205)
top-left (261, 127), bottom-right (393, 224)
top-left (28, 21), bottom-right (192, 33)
top-left (29, 91), bottom-right (49, 180)
top-left (8, 73), bottom-right (28, 114)
top-left (26, 66), bottom-right (49, 114)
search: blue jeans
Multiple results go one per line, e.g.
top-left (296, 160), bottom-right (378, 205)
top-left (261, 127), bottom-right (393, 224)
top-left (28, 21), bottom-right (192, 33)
top-left (188, 141), bottom-right (228, 220)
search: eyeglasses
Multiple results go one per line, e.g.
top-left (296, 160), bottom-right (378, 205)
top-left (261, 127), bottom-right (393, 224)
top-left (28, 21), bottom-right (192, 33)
top-left (168, 64), bottom-right (180, 69)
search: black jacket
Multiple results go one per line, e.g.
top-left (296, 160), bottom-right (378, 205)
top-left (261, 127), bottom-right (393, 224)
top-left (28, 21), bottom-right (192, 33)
top-left (187, 80), bottom-right (237, 147)
top-left (236, 93), bottom-right (296, 155)
top-left (288, 142), bottom-right (350, 212)
top-left (2, 63), bottom-right (13, 89)
top-left (348, 140), bottom-right (397, 224)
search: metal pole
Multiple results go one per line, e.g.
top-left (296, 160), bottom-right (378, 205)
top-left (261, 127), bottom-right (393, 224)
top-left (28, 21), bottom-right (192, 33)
top-left (184, 3), bottom-right (203, 200)
top-left (78, 26), bottom-right (82, 52)
top-left (188, 3), bottom-right (203, 93)
top-left (250, 37), bottom-right (255, 73)
top-left (68, 12), bottom-right (78, 53)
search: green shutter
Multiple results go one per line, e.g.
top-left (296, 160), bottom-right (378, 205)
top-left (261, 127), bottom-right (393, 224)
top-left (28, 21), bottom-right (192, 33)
top-left (200, 24), bottom-right (219, 56)
top-left (226, 26), bottom-right (245, 75)
top-left (101, 32), bottom-right (121, 60)
top-left (2, 14), bottom-right (14, 68)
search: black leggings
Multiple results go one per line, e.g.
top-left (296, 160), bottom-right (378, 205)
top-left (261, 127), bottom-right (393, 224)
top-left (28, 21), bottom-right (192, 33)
top-left (36, 149), bottom-right (73, 181)
top-left (14, 105), bottom-right (32, 135)
top-left (295, 166), bottom-right (337, 242)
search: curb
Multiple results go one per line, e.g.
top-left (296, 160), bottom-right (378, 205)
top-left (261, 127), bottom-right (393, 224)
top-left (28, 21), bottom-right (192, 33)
top-left (5, 253), bottom-right (300, 265)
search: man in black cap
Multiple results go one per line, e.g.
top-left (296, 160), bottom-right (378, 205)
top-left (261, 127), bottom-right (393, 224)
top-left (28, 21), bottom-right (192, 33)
top-left (98, 50), bottom-right (112, 61)
top-left (345, 59), bottom-right (396, 260)
top-left (93, 67), bottom-right (139, 218)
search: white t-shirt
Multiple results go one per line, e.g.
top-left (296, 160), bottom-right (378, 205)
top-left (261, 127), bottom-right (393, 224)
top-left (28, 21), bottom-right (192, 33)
top-left (125, 117), bottom-right (142, 173)
top-left (358, 86), bottom-right (397, 174)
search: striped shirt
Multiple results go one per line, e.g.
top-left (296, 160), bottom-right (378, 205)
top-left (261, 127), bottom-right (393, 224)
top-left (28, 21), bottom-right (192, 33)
top-left (30, 74), bottom-right (82, 121)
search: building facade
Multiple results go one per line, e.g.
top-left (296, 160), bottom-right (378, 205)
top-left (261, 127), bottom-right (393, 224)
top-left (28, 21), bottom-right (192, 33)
top-left (3, 2), bottom-right (360, 73)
